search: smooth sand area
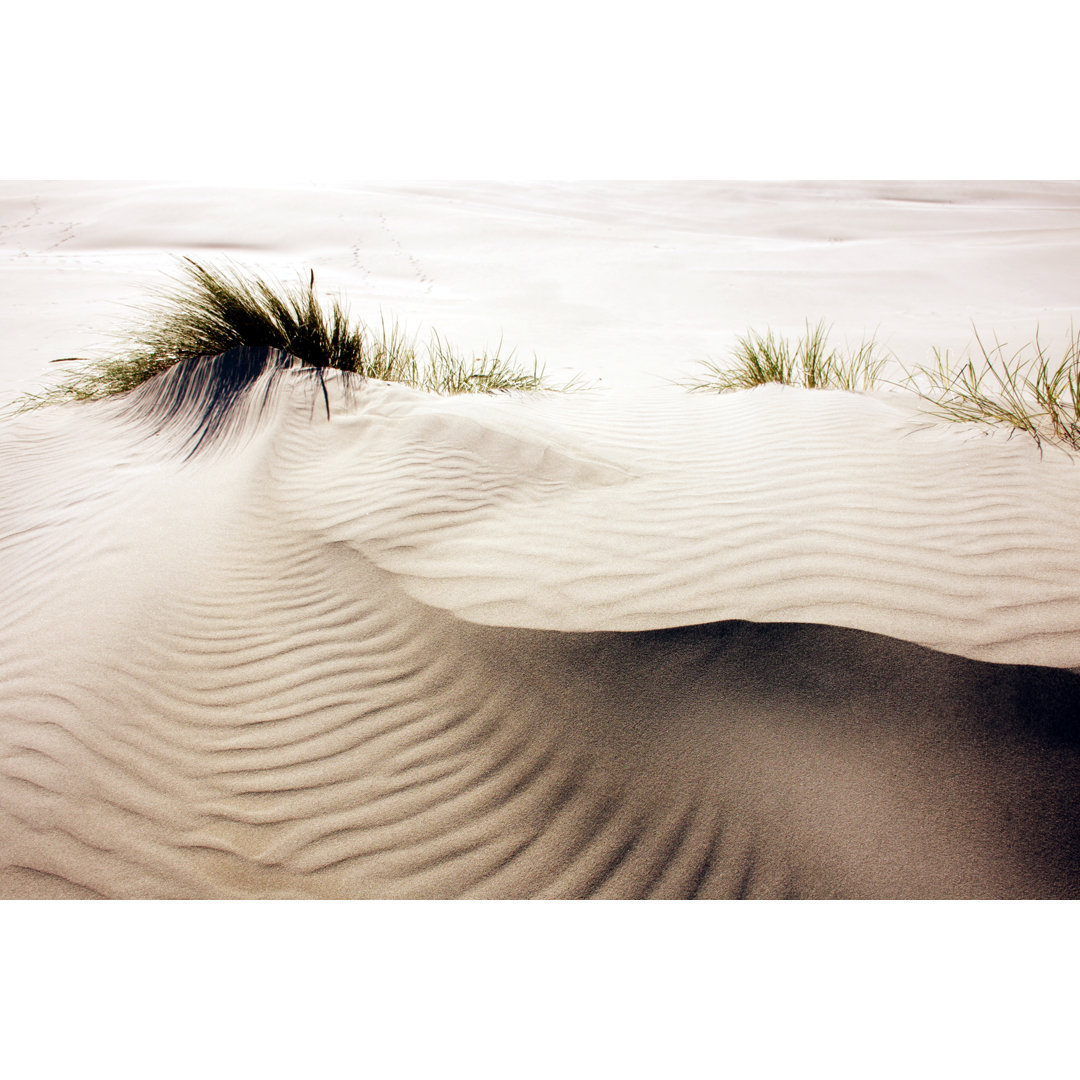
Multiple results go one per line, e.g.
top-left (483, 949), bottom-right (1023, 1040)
top-left (1, 184), bottom-right (1079, 898)
top-left (3, 181), bottom-right (1080, 405)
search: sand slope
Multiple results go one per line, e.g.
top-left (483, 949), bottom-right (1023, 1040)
top-left (2, 356), bottom-right (1079, 898)
top-left (287, 377), bottom-right (1080, 668)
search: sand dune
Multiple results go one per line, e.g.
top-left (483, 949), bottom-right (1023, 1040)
top-left (3, 182), bottom-right (1080, 899)
top-left (2, 350), bottom-right (1078, 899)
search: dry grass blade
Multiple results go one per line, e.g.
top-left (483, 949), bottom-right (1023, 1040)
top-left (420, 331), bottom-right (553, 394)
top-left (798, 320), bottom-right (837, 388)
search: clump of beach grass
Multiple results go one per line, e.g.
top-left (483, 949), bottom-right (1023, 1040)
top-left (17, 258), bottom-right (566, 410)
top-left (907, 327), bottom-right (1080, 452)
top-left (685, 321), bottom-right (888, 394)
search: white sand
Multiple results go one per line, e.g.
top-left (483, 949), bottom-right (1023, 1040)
top-left (3, 181), bottom-right (1080, 404)
top-left (1, 183), bottom-right (1079, 899)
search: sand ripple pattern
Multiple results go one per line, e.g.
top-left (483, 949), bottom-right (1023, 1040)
top-left (2, 362), bottom-right (1079, 898)
top-left (282, 377), bottom-right (1080, 668)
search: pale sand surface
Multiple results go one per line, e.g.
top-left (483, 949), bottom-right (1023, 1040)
top-left (3, 181), bottom-right (1080, 403)
top-left (1, 184), bottom-right (1079, 898)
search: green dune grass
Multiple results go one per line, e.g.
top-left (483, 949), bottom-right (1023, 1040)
top-left (906, 328), bottom-right (1080, 452)
top-left (689, 320), bottom-right (1080, 454)
top-left (17, 259), bottom-right (567, 410)
top-left (685, 322), bottom-right (888, 394)
top-left (14, 259), bottom-right (1080, 455)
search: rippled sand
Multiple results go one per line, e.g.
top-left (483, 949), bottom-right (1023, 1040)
top-left (2, 348), bottom-right (1078, 898)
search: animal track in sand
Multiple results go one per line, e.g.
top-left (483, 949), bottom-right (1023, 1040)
top-left (377, 212), bottom-right (434, 293)
top-left (0, 197), bottom-right (79, 256)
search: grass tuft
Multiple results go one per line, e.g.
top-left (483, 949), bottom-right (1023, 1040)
top-left (906, 327), bottom-right (1080, 452)
top-left (16, 258), bottom-right (568, 410)
top-left (687, 318), bottom-right (1080, 454)
top-left (685, 321), bottom-right (888, 394)
top-left (15, 265), bottom-right (1080, 458)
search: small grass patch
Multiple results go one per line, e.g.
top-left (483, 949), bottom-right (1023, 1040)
top-left (687, 319), bottom-right (1080, 454)
top-left (16, 258), bottom-right (568, 410)
top-left (907, 328), bottom-right (1080, 452)
top-left (685, 321), bottom-right (888, 393)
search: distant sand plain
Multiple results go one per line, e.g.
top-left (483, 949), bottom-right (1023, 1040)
top-left (1, 182), bottom-right (1079, 899)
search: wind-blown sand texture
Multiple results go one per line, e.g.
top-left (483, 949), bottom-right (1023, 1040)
top-left (3, 182), bottom-right (1080, 899)
top-left (1, 347), bottom-right (1079, 898)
